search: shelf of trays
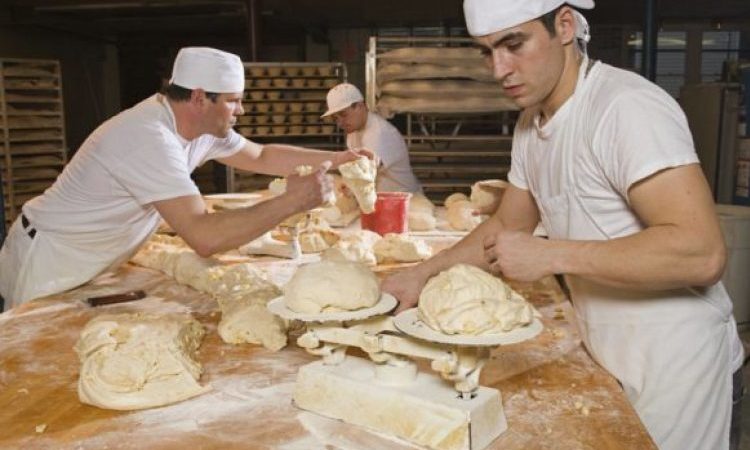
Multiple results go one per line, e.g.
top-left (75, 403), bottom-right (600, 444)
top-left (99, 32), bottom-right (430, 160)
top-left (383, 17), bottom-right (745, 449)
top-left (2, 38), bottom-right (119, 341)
top-left (0, 58), bottom-right (68, 226)
top-left (228, 62), bottom-right (347, 193)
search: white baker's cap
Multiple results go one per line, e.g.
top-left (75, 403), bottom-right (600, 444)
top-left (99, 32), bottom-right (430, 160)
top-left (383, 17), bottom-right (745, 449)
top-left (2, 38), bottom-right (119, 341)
top-left (464, 0), bottom-right (595, 37)
top-left (321, 83), bottom-right (364, 118)
top-left (170, 47), bottom-right (244, 93)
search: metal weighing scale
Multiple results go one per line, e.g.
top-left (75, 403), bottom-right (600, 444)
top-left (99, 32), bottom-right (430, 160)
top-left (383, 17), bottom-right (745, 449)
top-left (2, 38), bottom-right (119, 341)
top-left (268, 294), bottom-right (543, 450)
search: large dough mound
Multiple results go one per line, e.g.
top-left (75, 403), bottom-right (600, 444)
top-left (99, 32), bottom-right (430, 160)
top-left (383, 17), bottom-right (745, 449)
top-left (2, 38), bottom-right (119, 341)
top-left (284, 260), bottom-right (380, 313)
top-left (75, 313), bottom-right (210, 411)
top-left (418, 264), bottom-right (533, 335)
top-left (338, 156), bottom-right (377, 213)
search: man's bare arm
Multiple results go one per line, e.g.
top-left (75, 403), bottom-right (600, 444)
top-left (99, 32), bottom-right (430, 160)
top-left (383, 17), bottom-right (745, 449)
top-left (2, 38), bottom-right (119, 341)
top-left (486, 164), bottom-right (726, 289)
top-left (153, 164), bottom-right (332, 257)
top-left (385, 185), bottom-right (540, 312)
top-left (218, 141), bottom-right (368, 176)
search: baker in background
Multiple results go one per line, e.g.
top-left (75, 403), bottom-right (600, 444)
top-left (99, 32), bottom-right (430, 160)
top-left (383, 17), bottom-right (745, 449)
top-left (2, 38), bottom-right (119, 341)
top-left (0, 47), bottom-right (370, 309)
top-left (382, 1), bottom-right (743, 449)
top-left (322, 83), bottom-right (422, 194)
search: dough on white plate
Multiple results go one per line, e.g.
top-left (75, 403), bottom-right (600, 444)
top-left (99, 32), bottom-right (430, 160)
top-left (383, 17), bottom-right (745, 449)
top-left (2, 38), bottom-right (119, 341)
top-left (418, 264), bottom-right (533, 335)
top-left (322, 229), bottom-right (382, 266)
top-left (284, 260), bottom-right (380, 314)
top-left (75, 313), bottom-right (210, 411)
top-left (446, 200), bottom-right (482, 231)
top-left (338, 157), bottom-right (377, 214)
top-left (373, 233), bottom-right (432, 263)
top-left (443, 192), bottom-right (468, 209)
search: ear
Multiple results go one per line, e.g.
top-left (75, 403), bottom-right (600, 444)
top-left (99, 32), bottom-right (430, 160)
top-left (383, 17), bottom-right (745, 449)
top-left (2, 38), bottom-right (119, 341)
top-left (555, 6), bottom-right (577, 46)
top-left (189, 88), bottom-right (206, 108)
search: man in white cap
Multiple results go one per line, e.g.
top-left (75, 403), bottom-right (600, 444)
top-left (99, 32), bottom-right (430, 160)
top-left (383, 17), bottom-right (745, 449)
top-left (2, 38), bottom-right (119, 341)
top-left (383, 2), bottom-right (743, 449)
top-left (0, 47), bottom-right (369, 308)
top-left (322, 83), bottom-right (422, 193)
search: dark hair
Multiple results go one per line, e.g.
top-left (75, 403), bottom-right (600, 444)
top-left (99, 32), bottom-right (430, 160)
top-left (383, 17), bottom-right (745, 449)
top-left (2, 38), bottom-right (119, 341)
top-left (540, 4), bottom-right (581, 36)
top-left (164, 83), bottom-right (219, 102)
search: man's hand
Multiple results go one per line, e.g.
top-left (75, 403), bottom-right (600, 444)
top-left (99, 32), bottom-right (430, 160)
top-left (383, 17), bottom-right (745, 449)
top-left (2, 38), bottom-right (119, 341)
top-left (284, 161), bottom-right (334, 211)
top-left (483, 230), bottom-right (553, 282)
top-left (382, 267), bottom-right (429, 314)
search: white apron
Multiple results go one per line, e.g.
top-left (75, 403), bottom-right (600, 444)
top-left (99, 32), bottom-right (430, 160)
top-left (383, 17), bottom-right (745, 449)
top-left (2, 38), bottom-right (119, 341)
top-left (0, 214), bottom-right (157, 308)
top-left (527, 59), bottom-right (736, 450)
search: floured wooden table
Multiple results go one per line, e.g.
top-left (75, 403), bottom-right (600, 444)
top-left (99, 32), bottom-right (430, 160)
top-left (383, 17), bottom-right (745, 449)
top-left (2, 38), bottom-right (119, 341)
top-left (0, 235), bottom-right (656, 450)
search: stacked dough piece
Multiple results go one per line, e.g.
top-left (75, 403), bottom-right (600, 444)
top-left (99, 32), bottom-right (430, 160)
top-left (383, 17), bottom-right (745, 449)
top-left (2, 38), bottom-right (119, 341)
top-left (75, 313), bottom-right (211, 410)
top-left (131, 237), bottom-right (288, 351)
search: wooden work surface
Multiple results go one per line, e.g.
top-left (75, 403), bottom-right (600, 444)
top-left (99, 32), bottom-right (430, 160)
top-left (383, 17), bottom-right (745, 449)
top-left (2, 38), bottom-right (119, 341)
top-left (0, 235), bottom-right (656, 450)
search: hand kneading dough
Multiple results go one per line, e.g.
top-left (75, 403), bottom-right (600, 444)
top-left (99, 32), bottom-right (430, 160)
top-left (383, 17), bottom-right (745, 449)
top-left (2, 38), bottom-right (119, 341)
top-left (338, 157), bottom-right (377, 213)
top-left (418, 264), bottom-right (533, 335)
top-left (373, 233), bottom-right (432, 263)
top-left (284, 260), bottom-right (380, 313)
top-left (75, 313), bottom-right (210, 410)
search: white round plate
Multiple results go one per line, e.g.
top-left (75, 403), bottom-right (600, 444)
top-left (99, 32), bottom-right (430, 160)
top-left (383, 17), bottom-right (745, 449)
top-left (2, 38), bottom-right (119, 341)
top-left (267, 293), bottom-right (397, 322)
top-left (393, 309), bottom-right (543, 347)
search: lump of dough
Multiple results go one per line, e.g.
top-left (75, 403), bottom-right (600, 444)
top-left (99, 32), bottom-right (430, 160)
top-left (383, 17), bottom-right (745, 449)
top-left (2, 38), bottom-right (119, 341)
top-left (446, 200), bottom-right (482, 231)
top-left (408, 211), bottom-right (436, 231)
top-left (408, 193), bottom-right (436, 231)
top-left (298, 215), bottom-right (340, 253)
top-left (410, 193), bottom-right (435, 213)
top-left (75, 313), bottom-right (210, 411)
top-left (322, 229), bottom-right (382, 266)
top-left (418, 264), bottom-right (533, 335)
top-left (338, 157), bottom-right (377, 214)
top-left (373, 233), bottom-right (432, 263)
top-left (130, 242), bottom-right (289, 351)
top-left (284, 260), bottom-right (380, 313)
top-left (444, 192), bottom-right (468, 208)
top-left (470, 179), bottom-right (508, 211)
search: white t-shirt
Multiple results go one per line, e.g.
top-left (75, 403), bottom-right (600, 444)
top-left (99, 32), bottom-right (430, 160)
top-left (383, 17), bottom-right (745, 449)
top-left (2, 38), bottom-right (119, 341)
top-left (23, 93), bottom-right (251, 266)
top-left (508, 60), bottom-right (741, 449)
top-left (346, 111), bottom-right (422, 193)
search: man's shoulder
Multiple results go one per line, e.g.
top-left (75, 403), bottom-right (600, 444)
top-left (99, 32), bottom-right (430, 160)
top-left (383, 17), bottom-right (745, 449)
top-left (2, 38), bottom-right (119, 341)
top-left (585, 63), bottom-right (673, 111)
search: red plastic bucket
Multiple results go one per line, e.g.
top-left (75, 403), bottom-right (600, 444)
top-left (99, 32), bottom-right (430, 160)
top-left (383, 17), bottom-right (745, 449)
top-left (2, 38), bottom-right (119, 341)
top-left (360, 192), bottom-right (411, 236)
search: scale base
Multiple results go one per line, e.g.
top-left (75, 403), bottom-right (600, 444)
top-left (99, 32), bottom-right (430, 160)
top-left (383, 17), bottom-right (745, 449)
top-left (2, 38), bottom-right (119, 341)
top-left (293, 358), bottom-right (506, 450)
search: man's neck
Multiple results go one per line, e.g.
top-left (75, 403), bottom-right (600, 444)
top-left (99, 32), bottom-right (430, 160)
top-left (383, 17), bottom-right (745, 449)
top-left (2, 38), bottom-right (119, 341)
top-left (539, 51), bottom-right (584, 124)
top-left (167, 97), bottom-right (201, 141)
